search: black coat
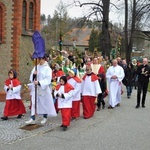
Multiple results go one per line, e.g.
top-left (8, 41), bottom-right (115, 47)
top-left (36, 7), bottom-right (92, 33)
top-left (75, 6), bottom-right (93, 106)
top-left (136, 64), bottom-right (150, 83)
top-left (123, 67), bottom-right (136, 86)
top-left (98, 79), bottom-right (106, 93)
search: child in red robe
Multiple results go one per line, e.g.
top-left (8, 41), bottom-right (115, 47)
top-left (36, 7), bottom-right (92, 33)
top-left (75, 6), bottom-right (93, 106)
top-left (67, 68), bottom-right (81, 121)
top-left (81, 65), bottom-right (102, 119)
top-left (1, 70), bottom-right (26, 120)
top-left (54, 76), bottom-right (74, 131)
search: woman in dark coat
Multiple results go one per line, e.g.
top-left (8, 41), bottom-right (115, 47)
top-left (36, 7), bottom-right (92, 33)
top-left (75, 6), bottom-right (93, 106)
top-left (124, 63), bottom-right (136, 98)
top-left (97, 73), bottom-right (107, 111)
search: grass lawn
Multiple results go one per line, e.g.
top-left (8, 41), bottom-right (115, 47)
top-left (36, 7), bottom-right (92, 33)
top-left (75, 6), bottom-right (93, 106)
top-left (148, 82), bottom-right (150, 92)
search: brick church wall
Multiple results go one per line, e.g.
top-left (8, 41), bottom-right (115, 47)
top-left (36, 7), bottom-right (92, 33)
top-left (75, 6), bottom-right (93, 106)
top-left (0, 1), bottom-right (14, 92)
top-left (19, 0), bottom-right (41, 85)
top-left (19, 36), bottom-right (34, 84)
top-left (0, 0), bottom-right (41, 101)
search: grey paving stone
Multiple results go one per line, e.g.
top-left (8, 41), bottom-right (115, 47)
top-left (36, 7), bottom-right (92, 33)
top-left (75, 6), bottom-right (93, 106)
top-left (0, 102), bottom-right (60, 144)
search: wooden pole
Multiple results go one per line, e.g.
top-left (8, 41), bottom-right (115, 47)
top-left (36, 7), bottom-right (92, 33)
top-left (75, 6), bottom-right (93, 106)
top-left (35, 58), bottom-right (37, 116)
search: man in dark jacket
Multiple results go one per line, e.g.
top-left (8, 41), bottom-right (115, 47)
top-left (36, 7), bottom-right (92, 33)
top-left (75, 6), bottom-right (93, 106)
top-left (136, 58), bottom-right (150, 108)
top-left (68, 52), bottom-right (74, 64)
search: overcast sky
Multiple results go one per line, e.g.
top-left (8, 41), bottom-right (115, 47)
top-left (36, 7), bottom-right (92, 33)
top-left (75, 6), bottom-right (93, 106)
top-left (41, 0), bottom-right (87, 18)
top-left (41, 0), bottom-right (124, 24)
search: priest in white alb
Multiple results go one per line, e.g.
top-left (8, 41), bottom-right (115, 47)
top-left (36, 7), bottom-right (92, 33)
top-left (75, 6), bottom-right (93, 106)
top-left (106, 59), bottom-right (125, 109)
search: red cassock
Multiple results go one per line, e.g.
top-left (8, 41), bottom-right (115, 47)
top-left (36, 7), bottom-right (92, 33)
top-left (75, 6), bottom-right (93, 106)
top-left (4, 78), bottom-right (26, 117)
top-left (82, 96), bottom-right (96, 119)
top-left (61, 108), bottom-right (72, 126)
top-left (71, 101), bottom-right (80, 118)
top-left (98, 65), bottom-right (105, 75)
top-left (54, 71), bottom-right (65, 113)
top-left (55, 83), bottom-right (74, 126)
top-left (68, 76), bottom-right (81, 118)
top-left (82, 74), bottom-right (99, 119)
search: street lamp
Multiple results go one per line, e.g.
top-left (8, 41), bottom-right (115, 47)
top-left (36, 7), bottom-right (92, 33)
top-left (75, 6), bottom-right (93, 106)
top-left (59, 34), bottom-right (62, 51)
top-left (55, 20), bottom-right (58, 50)
top-left (59, 13), bottom-right (62, 52)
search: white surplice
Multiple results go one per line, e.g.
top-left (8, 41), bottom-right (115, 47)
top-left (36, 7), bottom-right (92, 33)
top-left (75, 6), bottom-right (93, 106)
top-left (4, 84), bottom-right (21, 100)
top-left (106, 65), bottom-right (125, 107)
top-left (54, 85), bottom-right (74, 109)
top-left (29, 61), bottom-right (57, 117)
top-left (81, 75), bottom-right (102, 96)
top-left (67, 78), bottom-right (81, 101)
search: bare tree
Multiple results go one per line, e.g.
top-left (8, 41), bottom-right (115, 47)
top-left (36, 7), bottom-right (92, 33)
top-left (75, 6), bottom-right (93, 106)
top-left (124, 0), bottom-right (150, 62)
top-left (73, 0), bottom-right (111, 58)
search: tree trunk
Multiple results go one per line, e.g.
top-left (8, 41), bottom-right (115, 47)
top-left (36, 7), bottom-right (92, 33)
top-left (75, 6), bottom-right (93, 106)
top-left (100, 0), bottom-right (110, 58)
top-left (124, 0), bottom-right (129, 62)
top-left (125, 0), bottom-right (136, 63)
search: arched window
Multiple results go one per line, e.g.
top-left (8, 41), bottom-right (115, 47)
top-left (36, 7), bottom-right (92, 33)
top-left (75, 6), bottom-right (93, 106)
top-left (0, 3), bottom-right (6, 44)
top-left (22, 0), bottom-right (27, 29)
top-left (0, 6), bottom-right (2, 43)
top-left (29, 2), bottom-right (34, 30)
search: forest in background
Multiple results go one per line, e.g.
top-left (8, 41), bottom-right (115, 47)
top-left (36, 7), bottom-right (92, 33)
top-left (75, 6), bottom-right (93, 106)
top-left (41, 0), bottom-right (150, 62)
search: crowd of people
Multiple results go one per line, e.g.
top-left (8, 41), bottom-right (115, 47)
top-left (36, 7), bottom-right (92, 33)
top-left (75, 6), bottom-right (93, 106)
top-left (1, 52), bottom-right (150, 131)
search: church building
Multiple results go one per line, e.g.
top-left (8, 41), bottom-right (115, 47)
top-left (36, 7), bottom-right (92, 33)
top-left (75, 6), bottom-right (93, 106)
top-left (0, 0), bottom-right (41, 100)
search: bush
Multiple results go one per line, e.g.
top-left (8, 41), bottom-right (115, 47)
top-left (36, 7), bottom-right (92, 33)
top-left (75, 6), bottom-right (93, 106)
top-left (148, 82), bottom-right (150, 92)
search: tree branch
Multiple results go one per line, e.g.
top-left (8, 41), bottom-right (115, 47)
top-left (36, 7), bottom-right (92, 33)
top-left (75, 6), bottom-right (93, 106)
top-left (110, 2), bottom-right (119, 10)
top-left (136, 4), bottom-right (150, 17)
top-left (133, 36), bottom-right (150, 41)
top-left (79, 2), bottom-right (103, 9)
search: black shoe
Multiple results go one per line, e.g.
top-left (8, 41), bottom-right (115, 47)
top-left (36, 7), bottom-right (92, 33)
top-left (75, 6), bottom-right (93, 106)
top-left (60, 124), bottom-right (64, 127)
top-left (116, 103), bottom-right (120, 107)
top-left (102, 105), bottom-right (105, 109)
top-left (63, 126), bottom-right (67, 131)
top-left (142, 105), bottom-right (145, 108)
top-left (84, 117), bottom-right (88, 119)
top-left (17, 114), bottom-right (22, 119)
top-left (108, 105), bottom-right (113, 109)
top-left (135, 105), bottom-right (140, 108)
top-left (1, 116), bottom-right (8, 120)
top-left (56, 111), bottom-right (59, 114)
top-left (71, 117), bottom-right (76, 121)
top-left (97, 107), bottom-right (100, 111)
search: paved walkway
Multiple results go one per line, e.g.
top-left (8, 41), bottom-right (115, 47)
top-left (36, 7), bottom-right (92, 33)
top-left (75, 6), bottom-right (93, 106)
top-left (0, 102), bottom-right (60, 144)
top-left (0, 87), bottom-right (150, 150)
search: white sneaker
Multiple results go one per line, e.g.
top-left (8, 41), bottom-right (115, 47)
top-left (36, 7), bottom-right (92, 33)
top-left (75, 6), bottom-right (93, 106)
top-left (25, 118), bottom-right (35, 124)
top-left (41, 118), bottom-right (47, 125)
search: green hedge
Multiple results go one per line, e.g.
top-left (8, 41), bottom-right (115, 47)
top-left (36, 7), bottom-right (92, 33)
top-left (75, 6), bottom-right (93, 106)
top-left (148, 82), bottom-right (150, 92)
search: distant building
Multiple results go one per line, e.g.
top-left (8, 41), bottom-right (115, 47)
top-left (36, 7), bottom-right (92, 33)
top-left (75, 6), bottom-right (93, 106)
top-left (131, 31), bottom-right (150, 59)
top-left (63, 27), bottom-right (124, 58)
top-left (0, 0), bottom-right (41, 100)
top-left (142, 31), bottom-right (150, 59)
top-left (63, 27), bottom-right (92, 52)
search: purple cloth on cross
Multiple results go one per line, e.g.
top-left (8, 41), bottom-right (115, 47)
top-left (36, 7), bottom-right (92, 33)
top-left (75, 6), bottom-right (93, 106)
top-left (32, 31), bottom-right (45, 59)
